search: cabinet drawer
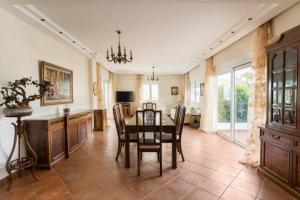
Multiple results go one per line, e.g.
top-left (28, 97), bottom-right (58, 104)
top-left (262, 130), bottom-right (291, 146)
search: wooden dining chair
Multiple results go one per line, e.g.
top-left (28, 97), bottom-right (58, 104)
top-left (117, 104), bottom-right (126, 133)
top-left (160, 105), bottom-right (186, 161)
top-left (136, 109), bottom-right (162, 176)
top-left (173, 104), bottom-right (180, 127)
top-left (142, 102), bottom-right (157, 110)
top-left (113, 105), bottom-right (139, 161)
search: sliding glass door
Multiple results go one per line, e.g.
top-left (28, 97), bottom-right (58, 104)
top-left (217, 63), bottom-right (254, 147)
top-left (234, 66), bottom-right (253, 146)
top-left (217, 72), bottom-right (232, 139)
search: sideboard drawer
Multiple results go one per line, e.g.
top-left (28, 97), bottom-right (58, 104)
top-left (262, 130), bottom-right (291, 147)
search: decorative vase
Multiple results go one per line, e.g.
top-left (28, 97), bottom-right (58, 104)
top-left (2, 107), bottom-right (33, 118)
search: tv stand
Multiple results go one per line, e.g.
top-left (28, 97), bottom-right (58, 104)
top-left (118, 103), bottom-right (133, 117)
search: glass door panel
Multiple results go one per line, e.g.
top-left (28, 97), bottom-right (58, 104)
top-left (234, 67), bottom-right (254, 146)
top-left (217, 72), bottom-right (232, 139)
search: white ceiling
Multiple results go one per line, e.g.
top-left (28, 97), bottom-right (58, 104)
top-left (1, 0), bottom-right (299, 74)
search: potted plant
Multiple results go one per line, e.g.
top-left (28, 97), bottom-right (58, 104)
top-left (0, 77), bottom-right (53, 117)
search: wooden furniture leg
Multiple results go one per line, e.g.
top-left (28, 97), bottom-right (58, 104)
top-left (172, 129), bottom-right (177, 169)
top-left (125, 129), bottom-right (130, 168)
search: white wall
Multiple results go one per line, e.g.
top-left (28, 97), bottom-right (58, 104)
top-left (116, 74), bottom-right (184, 113)
top-left (0, 9), bottom-right (91, 180)
top-left (273, 2), bottom-right (300, 37)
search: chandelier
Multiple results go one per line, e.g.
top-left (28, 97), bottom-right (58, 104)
top-left (148, 66), bottom-right (159, 81)
top-left (106, 30), bottom-right (133, 64)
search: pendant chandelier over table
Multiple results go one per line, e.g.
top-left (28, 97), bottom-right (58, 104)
top-left (148, 66), bottom-right (159, 81)
top-left (106, 30), bottom-right (133, 64)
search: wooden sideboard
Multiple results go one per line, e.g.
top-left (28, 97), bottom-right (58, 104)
top-left (25, 110), bottom-right (93, 169)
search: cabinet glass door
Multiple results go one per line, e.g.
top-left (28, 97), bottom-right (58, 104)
top-left (271, 48), bottom-right (297, 127)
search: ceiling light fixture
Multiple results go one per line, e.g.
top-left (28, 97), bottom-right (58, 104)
top-left (106, 30), bottom-right (133, 64)
top-left (148, 66), bottom-right (159, 81)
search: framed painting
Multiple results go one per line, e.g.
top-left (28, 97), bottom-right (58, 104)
top-left (40, 61), bottom-right (73, 106)
top-left (171, 87), bottom-right (178, 95)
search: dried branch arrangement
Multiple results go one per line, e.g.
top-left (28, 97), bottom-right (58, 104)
top-left (0, 77), bottom-right (53, 109)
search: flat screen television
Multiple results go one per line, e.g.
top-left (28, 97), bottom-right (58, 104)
top-left (116, 91), bottom-right (134, 102)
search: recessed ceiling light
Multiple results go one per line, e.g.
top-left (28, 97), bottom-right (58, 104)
top-left (40, 18), bottom-right (46, 22)
top-left (248, 17), bottom-right (254, 21)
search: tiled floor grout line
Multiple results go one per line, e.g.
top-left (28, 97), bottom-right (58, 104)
top-left (139, 166), bottom-right (187, 200)
top-left (255, 178), bottom-right (266, 199)
top-left (53, 170), bottom-right (75, 200)
top-left (214, 164), bottom-right (245, 199)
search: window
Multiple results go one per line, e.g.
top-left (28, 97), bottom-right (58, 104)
top-left (143, 83), bottom-right (159, 101)
top-left (190, 81), bottom-right (200, 102)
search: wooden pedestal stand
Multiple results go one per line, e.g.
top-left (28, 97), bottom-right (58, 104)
top-left (6, 115), bottom-right (38, 190)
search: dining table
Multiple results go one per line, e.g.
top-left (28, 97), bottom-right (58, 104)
top-left (125, 112), bottom-right (177, 169)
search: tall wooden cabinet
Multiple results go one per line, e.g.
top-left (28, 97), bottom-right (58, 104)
top-left (25, 110), bottom-right (93, 169)
top-left (260, 25), bottom-right (300, 196)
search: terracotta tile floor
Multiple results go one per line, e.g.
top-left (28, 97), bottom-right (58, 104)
top-left (0, 122), bottom-right (298, 200)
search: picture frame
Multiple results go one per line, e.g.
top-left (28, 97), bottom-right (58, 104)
top-left (40, 61), bottom-right (73, 106)
top-left (171, 87), bottom-right (178, 95)
top-left (200, 83), bottom-right (204, 96)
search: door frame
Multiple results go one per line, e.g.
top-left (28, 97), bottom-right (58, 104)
top-left (217, 62), bottom-right (252, 148)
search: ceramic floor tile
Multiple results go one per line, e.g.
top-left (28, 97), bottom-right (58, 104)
top-left (0, 123), bottom-right (298, 199)
top-left (197, 178), bottom-right (227, 196)
top-left (221, 188), bottom-right (256, 200)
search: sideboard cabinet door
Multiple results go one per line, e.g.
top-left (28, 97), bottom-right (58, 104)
top-left (263, 140), bottom-right (291, 184)
top-left (69, 123), bottom-right (79, 151)
top-left (50, 123), bottom-right (65, 162)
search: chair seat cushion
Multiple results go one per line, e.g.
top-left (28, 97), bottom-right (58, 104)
top-left (120, 133), bottom-right (140, 141)
top-left (139, 144), bottom-right (161, 150)
top-left (156, 133), bottom-right (179, 141)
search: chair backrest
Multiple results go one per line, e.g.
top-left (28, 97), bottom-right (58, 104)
top-left (176, 106), bottom-right (186, 139)
top-left (142, 102), bottom-right (157, 110)
top-left (136, 109), bottom-right (162, 145)
top-left (113, 105), bottom-right (124, 140)
top-left (117, 104), bottom-right (126, 132)
top-left (174, 104), bottom-right (180, 127)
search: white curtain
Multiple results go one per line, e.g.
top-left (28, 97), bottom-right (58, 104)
top-left (241, 21), bottom-right (272, 166)
top-left (201, 57), bottom-right (217, 133)
top-left (96, 63), bottom-right (105, 109)
top-left (109, 71), bottom-right (116, 120)
top-left (109, 71), bottom-right (116, 108)
top-left (184, 72), bottom-right (190, 105)
top-left (135, 74), bottom-right (144, 110)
